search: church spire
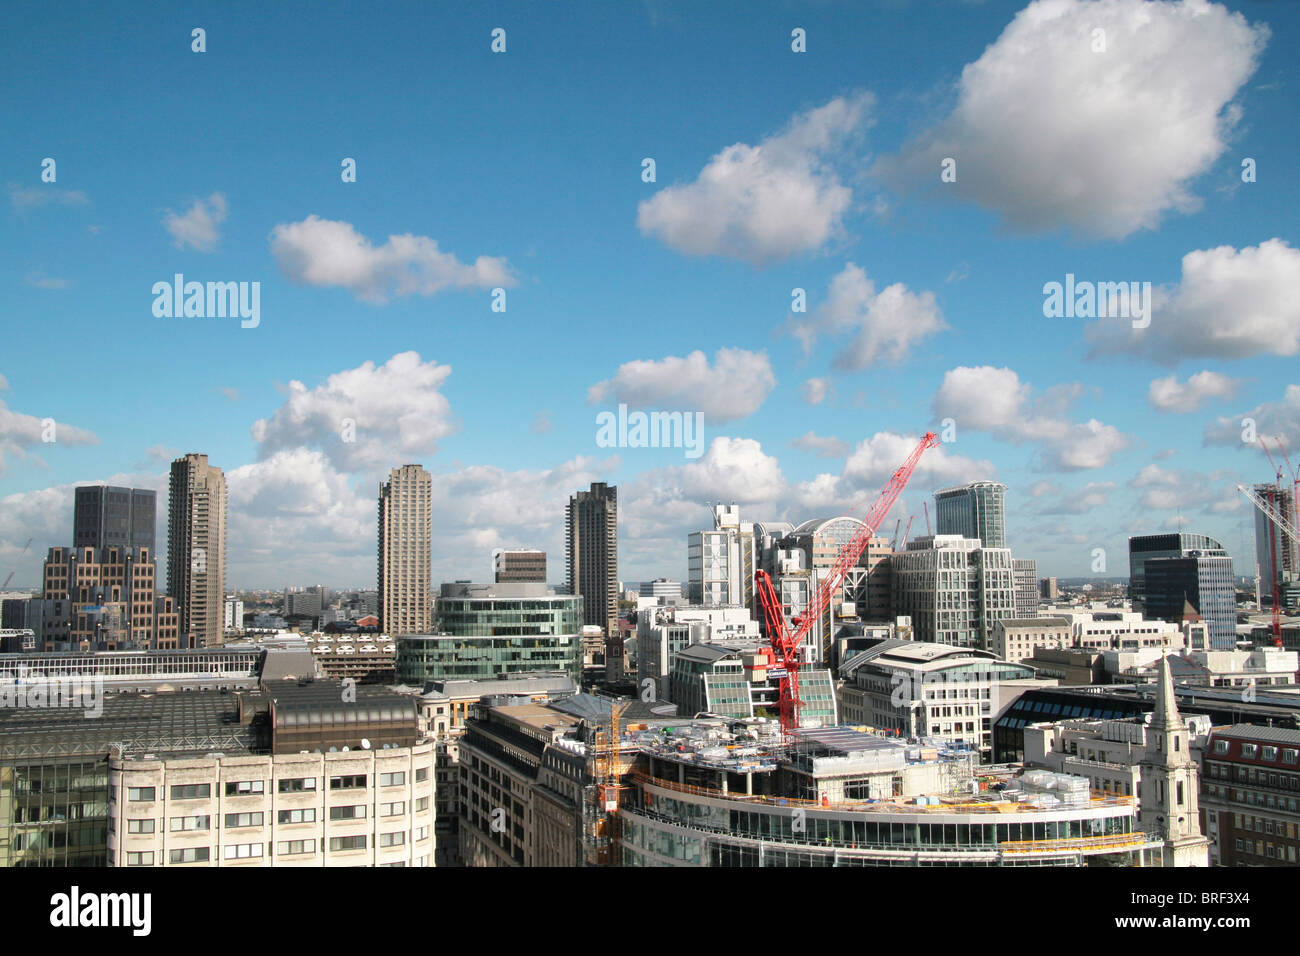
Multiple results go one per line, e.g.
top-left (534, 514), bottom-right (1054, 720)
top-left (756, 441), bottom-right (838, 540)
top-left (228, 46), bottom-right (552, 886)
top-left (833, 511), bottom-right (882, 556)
top-left (1150, 652), bottom-right (1183, 733)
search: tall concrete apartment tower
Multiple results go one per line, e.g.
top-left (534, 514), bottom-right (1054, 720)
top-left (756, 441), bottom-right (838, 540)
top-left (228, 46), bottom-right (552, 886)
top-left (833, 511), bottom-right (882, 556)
top-left (167, 454), bottom-right (227, 648)
top-left (935, 481), bottom-right (1007, 549)
top-left (1139, 655), bottom-right (1210, 867)
top-left (566, 482), bottom-right (618, 637)
top-left (378, 464), bottom-right (433, 636)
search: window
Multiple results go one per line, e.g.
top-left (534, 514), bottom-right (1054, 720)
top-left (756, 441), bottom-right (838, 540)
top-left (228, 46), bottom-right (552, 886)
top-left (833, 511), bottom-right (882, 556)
top-left (225, 780), bottom-right (264, 796)
top-left (171, 814), bottom-right (211, 832)
top-left (169, 847), bottom-right (210, 864)
top-left (380, 831), bottom-right (406, 847)
top-left (127, 819), bottom-right (155, 834)
top-left (126, 851), bottom-right (154, 866)
top-left (278, 839), bottom-right (314, 856)
top-left (1263, 746), bottom-right (1278, 761)
top-left (329, 835), bottom-right (366, 852)
top-left (1284, 749), bottom-right (1298, 765)
top-left (278, 777), bottom-right (317, 793)
top-left (380, 771), bottom-right (406, 787)
top-left (415, 797), bottom-right (429, 812)
top-left (1213, 740), bottom-right (1230, 754)
top-left (223, 843), bottom-right (264, 860)
top-left (1243, 743), bottom-right (1259, 759)
top-left (330, 805), bottom-right (366, 821)
top-left (415, 767), bottom-right (429, 782)
top-left (381, 801), bottom-right (405, 817)
top-left (224, 812), bottom-right (264, 829)
top-left (415, 826), bottom-right (429, 841)
top-left (330, 774), bottom-right (366, 790)
top-left (278, 808), bottom-right (316, 825)
top-left (127, 787), bottom-right (156, 802)
top-left (170, 784), bottom-right (211, 800)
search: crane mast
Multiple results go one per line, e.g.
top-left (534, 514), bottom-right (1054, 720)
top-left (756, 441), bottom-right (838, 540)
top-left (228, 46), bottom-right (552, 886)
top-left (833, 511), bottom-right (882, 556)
top-left (1238, 483), bottom-right (1300, 648)
top-left (755, 432), bottom-right (940, 732)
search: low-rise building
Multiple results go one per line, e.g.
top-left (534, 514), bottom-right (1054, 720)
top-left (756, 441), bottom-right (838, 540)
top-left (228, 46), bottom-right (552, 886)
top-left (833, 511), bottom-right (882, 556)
top-left (992, 617), bottom-right (1071, 663)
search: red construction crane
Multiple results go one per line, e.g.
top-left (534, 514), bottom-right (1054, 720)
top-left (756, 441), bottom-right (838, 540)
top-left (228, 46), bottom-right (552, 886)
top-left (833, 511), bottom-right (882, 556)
top-left (901, 515), bottom-right (914, 549)
top-left (755, 432), bottom-right (940, 732)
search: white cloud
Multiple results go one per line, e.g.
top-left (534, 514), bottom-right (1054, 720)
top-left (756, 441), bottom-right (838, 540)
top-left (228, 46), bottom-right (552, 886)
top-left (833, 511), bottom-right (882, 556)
top-left (250, 351), bottom-right (457, 472)
top-left (840, 431), bottom-right (995, 491)
top-left (588, 348), bottom-right (776, 424)
top-left (8, 185), bottom-right (89, 209)
top-left (1089, 239), bottom-right (1300, 361)
top-left (637, 94), bottom-right (870, 265)
top-left (269, 215), bottom-right (514, 303)
top-left (1034, 481), bottom-right (1115, 514)
top-left (1148, 370), bottom-right (1242, 412)
top-left (874, 0), bottom-right (1268, 239)
top-left (788, 263), bottom-right (946, 370)
top-left (931, 365), bottom-right (1132, 470)
top-left (25, 273), bottom-right (70, 290)
top-left (163, 193), bottom-right (228, 252)
top-left (1205, 384), bottom-right (1300, 446)
top-left (801, 377), bottom-right (831, 405)
top-left (0, 399), bottom-right (98, 477)
top-left (790, 431), bottom-right (850, 459)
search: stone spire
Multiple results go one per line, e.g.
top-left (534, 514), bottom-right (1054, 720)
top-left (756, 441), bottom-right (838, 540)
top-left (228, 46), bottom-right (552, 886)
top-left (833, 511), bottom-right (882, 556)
top-left (1150, 652), bottom-right (1184, 733)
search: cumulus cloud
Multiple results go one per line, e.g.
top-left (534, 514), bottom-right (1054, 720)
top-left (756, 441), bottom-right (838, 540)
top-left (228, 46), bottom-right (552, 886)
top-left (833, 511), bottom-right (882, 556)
top-left (1205, 384), bottom-right (1300, 446)
top-left (637, 93), bottom-right (870, 266)
top-left (1129, 462), bottom-right (1220, 511)
top-left (788, 263), bottom-right (946, 370)
top-left (1089, 239), bottom-right (1300, 361)
top-left (163, 193), bottom-right (228, 252)
top-left (931, 365), bottom-right (1132, 471)
top-left (588, 348), bottom-right (776, 424)
top-left (269, 215), bottom-right (514, 303)
top-left (1034, 481), bottom-right (1116, 515)
top-left (0, 396), bottom-right (98, 477)
top-left (801, 377), bottom-right (831, 405)
top-left (250, 351), bottom-right (457, 472)
top-left (790, 431), bottom-right (850, 459)
top-left (25, 273), bottom-right (70, 290)
top-left (874, 0), bottom-right (1268, 239)
top-left (1148, 370), bottom-right (1242, 412)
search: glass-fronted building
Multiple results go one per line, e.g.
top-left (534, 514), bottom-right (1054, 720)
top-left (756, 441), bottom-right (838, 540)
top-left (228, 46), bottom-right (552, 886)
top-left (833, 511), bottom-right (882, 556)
top-left (935, 481), bottom-right (1007, 549)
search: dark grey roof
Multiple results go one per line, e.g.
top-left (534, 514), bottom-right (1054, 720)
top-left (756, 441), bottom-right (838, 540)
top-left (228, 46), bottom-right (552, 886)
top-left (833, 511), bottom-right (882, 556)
top-left (1000, 617), bottom-right (1070, 628)
top-left (1212, 724), bottom-right (1300, 745)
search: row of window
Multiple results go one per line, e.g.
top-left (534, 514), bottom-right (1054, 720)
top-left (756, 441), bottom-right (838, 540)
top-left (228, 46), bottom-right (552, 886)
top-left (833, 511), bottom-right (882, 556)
top-left (121, 770), bottom-right (425, 804)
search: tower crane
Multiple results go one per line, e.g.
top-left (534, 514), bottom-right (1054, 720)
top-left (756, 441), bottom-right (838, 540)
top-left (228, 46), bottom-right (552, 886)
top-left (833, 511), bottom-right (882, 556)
top-left (755, 432), bottom-right (939, 732)
top-left (889, 518), bottom-right (902, 552)
top-left (923, 501), bottom-right (932, 536)
top-left (1238, 483), bottom-right (1300, 648)
top-left (1, 538), bottom-right (34, 589)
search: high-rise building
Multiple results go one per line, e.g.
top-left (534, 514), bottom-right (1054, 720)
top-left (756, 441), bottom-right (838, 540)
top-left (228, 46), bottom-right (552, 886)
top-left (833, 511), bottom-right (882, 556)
top-left (1128, 532), bottom-right (1226, 612)
top-left (566, 482), bottom-right (618, 638)
top-left (494, 549), bottom-right (547, 584)
top-left (687, 504), bottom-right (755, 608)
top-left (73, 485), bottom-right (157, 553)
top-left (1142, 555), bottom-right (1236, 651)
top-left (935, 481), bottom-right (1008, 549)
top-left (38, 545), bottom-right (177, 650)
top-left (378, 464), bottom-right (433, 636)
top-left (166, 454), bottom-right (227, 648)
top-left (1013, 558), bottom-right (1039, 618)
top-left (1254, 482), bottom-right (1299, 602)
top-left (891, 535), bottom-right (1016, 649)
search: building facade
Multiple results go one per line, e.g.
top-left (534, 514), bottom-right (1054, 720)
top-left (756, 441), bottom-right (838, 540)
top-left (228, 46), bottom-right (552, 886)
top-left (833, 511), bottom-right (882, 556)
top-left (566, 483), bottom-right (618, 639)
top-left (73, 485), bottom-right (156, 553)
top-left (494, 550), bottom-right (547, 584)
top-left (891, 535), bottom-right (1016, 650)
top-left (935, 481), bottom-right (1007, 549)
top-left (167, 454), bottom-right (227, 647)
top-left (378, 464), bottom-right (433, 636)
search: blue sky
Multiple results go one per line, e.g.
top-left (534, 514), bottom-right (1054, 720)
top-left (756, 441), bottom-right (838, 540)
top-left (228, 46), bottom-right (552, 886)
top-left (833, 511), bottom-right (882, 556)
top-left (2, 0), bottom-right (1298, 590)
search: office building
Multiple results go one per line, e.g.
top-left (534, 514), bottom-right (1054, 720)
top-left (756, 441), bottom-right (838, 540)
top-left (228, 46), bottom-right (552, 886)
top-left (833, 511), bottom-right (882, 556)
top-left (669, 643), bottom-right (837, 726)
top-left (687, 504), bottom-right (755, 610)
top-left (566, 482), bottom-right (618, 638)
top-left (1202, 724), bottom-right (1300, 866)
top-left (494, 549), bottom-right (547, 584)
top-left (935, 481), bottom-right (1007, 549)
top-left (992, 617), bottom-right (1071, 664)
top-left (73, 485), bottom-right (157, 553)
top-left (638, 578), bottom-right (682, 603)
top-left (1013, 558), bottom-right (1039, 618)
top-left (377, 464), bottom-right (433, 636)
top-left (1040, 577), bottom-right (1059, 601)
top-left (167, 454), bottom-right (227, 647)
top-left (1128, 532), bottom-right (1227, 612)
top-left (38, 545), bottom-right (177, 650)
top-left (837, 639), bottom-right (1042, 761)
top-left (636, 604), bottom-right (759, 698)
top-left (891, 535), bottom-right (1016, 650)
top-left (1142, 555), bottom-right (1236, 651)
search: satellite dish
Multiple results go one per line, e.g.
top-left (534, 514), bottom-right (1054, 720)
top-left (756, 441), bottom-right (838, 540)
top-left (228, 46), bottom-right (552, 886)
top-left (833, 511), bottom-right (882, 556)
top-left (360, 738), bottom-right (371, 750)
top-left (341, 746), bottom-right (349, 752)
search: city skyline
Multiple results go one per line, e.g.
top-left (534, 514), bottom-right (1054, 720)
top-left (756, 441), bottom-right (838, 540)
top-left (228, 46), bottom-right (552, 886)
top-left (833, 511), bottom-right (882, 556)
top-left (3, 0), bottom-right (1298, 591)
